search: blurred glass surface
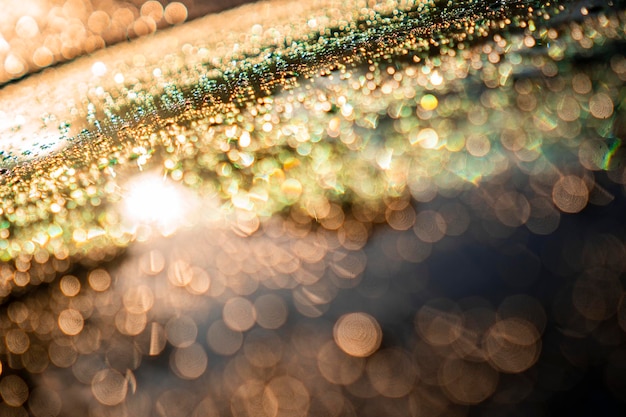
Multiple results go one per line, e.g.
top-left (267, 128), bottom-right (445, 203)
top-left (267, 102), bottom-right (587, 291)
top-left (0, 0), bottom-right (625, 416)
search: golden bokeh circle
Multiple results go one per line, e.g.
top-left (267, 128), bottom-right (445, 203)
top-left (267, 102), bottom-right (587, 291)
top-left (333, 312), bottom-right (382, 357)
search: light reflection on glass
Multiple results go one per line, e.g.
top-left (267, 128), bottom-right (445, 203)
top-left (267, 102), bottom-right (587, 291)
top-left (122, 172), bottom-right (196, 238)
